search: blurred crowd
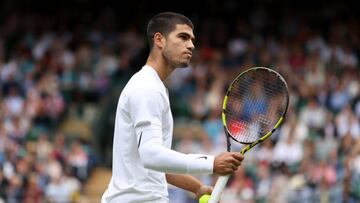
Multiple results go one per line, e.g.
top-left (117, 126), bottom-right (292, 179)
top-left (0, 0), bottom-right (359, 203)
top-left (0, 3), bottom-right (138, 203)
top-left (166, 4), bottom-right (360, 203)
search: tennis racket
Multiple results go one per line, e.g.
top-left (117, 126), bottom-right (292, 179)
top-left (201, 67), bottom-right (289, 203)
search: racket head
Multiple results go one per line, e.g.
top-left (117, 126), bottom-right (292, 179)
top-left (222, 67), bottom-right (289, 144)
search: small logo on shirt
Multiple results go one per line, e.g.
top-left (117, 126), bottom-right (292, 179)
top-left (197, 156), bottom-right (207, 160)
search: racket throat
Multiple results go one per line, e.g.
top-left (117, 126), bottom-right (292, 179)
top-left (225, 128), bottom-right (231, 152)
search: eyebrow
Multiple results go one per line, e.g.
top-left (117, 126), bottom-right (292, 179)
top-left (177, 32), bottom-right (196, 43)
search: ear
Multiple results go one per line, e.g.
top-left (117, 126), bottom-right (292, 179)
top-left (153, 32), bottom-right (165, 48)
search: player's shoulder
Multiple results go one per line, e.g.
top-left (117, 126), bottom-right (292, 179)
top-left (124, 66), bottom-right (165, 96)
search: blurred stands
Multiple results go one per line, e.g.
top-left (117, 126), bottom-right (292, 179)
top-left (0, 0), bottom-right (359, 202)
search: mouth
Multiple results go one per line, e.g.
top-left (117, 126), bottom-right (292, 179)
top-left (184, 52), bottom-right (192, 58)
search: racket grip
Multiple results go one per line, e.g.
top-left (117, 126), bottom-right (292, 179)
top-left (206, 175), bottom-right (230, 203)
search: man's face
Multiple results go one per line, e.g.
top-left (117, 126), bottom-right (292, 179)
top-left (162, 24), bottom-right (195, 68)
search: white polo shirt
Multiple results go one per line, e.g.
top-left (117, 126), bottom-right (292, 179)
top-left (102, 65), bottom-right (214, 203)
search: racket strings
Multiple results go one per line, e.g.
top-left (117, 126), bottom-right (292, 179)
top-left (226, 69), bottom-right (287, 144)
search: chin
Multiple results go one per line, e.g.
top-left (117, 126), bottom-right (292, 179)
top-left (178, 60), bottom-right (190, 68)
top-left (178, 63), bottom-right (189, 68)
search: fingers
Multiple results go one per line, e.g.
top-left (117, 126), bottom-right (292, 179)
top-left (221, 163), bottom-right (238, 175)
top-left (229, 153), bottom-right (243, 166)
top-left (226, 153), bottom-right (243, 168)
top-left (213, 152), bottom-right (245, 175)
top-left (231, 152), bottom-right (244, 161)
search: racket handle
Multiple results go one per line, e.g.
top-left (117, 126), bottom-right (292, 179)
top-left (206, 175), bottom-right (230, 203)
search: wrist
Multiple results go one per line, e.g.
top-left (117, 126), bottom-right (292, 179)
top-left (195, 185), bottom-right (213, 199)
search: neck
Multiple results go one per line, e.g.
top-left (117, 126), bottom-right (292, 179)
top-left (146, 52), bottom-right (174, 81)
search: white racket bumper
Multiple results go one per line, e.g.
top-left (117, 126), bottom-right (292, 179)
top-left (208, 175), bottom-right (230, 203)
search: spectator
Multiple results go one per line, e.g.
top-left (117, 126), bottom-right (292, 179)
top-left (272, 130), bottom-right (303, 167)
top-left (66, 140), bottom-right (89, 183)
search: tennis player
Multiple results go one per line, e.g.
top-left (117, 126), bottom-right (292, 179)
top-left (101, 12), bottom-right (244, 203)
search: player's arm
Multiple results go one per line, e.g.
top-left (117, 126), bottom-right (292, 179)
top-left (138, 129), bottom-right (214, 174)
top-left (130, 88), bottom-right (243, 175)
top-left (138, 129), bottom-right (243, 175)
top-left (165, 174), bottom-right (212, 199)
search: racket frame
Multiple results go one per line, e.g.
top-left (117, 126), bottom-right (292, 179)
top-left (207, 67), bottom-right (289, 203)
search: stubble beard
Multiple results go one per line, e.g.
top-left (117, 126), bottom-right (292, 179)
top-left (163, 49), bottom-right (190, 69)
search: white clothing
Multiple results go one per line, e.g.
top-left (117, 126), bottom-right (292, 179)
top-left (102, 65), bottom-right (214, 203)
top-left (272, 141), bottom-right (303, 165)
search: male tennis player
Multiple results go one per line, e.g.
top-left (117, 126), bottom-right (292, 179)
top-left (101, 12), bottom-right (244, 203)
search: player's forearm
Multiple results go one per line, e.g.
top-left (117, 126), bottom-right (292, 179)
top-left (165, 174), bottom-right (202, 194)
top-left (138, 129), bottom-right (214, 174)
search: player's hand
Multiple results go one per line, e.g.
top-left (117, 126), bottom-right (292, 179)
top-left (213, 152), bottom-right (244, 175)
top-left (195, 185), bottom-right (213, 199)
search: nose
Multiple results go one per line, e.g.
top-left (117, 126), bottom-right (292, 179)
top-left (188, 40), bottom-right (195, 51)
